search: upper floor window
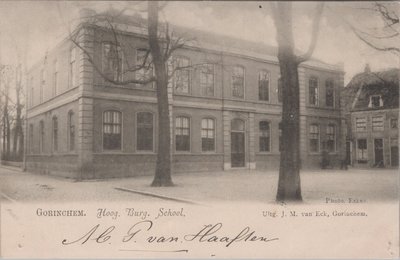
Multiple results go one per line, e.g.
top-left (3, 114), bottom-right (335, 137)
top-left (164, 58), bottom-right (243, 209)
top-left (52, 117), bottom-right (58, 152)
top-left (174, 56), bottom-right (190, 94)
top-left (137, 112), bottom-right (154, 151)
top-left (102, 43), bottom-right (123, 82)
top-left (369, 95), bottom-right (383, 108)
top-left (259, 121), bottom-right (270, 152)
top-left (372, 116), bottom-right (384, 131)
top-left (326, 124), bottom-right (336, 153)
top-left (39, 120), bottom-right (45, 153)
top-left (325, 79), bottom-right (334, 107)
top-left (53, 60), bottom-right (58, 96)
top-left (309, 77), bottom-right (319, 106)
top-left (69, 47), bottom-right (77, 88)
top-left (175, 116), bottom-right (190, 151)
top-left (391, 118), bottom-right (398, 129)
top-left (201, 118), bottom-right (215, 152)
top-left (68, 111), bottom-right (75, 151)
top-left (232, 65), bottom-right (244, 98)
top-left (103, 110), bottom-right (122, 150)
top-left (355, 117), bottom-right (367, 132)
top-left (136, 49), bottom-right (153, 86)
top-left (200, 64), bottom-right (214, 96)
top-left (258, 71), bottom-right (270, 101)
top-left (309, 124), bottom-right (320, 152)
top-left (277, 77), bottom-right (282, 103)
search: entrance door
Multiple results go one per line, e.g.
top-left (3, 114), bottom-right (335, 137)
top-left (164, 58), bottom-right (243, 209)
top-left (231, 132), bottom-right (245, 167)
top-left (231, 119), bottom-right (245, 168)
top-left (390, 138), bottom-right (399, 167)
top-left (374, 139), bottom-right (384, 167)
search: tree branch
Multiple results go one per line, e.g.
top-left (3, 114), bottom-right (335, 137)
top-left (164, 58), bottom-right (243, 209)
top-left (296, 3), bottom-right (325, 64)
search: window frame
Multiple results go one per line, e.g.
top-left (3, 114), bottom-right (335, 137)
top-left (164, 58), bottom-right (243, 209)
top-left (102, 110), bottom-right (123, 151)
top-left (232, 65), bottom-right (245, 99)
top-left (175, 116), bottom-right (191, 152)
top-left (370, 95), bottom-right (382, 108)
top-left (325, 79), bottom-right (334, 108)
top-left (357, 138), bottom-right (368, 163)
top-left (390, 118), bottom-right (398, 129)
top-left (173, 56), bottom-right (191, 94)
top-left (308, 77), bottom-right (319, 106)
top-left (101, 42), bottom-right (124, 82)
top-left (355, 117), bottom-right (367, 132)
top-left (259, 120), bottom-right (271, 153)
top-left (200, 64), bottom-right (215, 97)
top-left (69, 47), bottom-right (77, 88)
top-left (135, 48), bottom-right (153, 87)
top-left (326, 124), bottom-right (336, 153)
top-left (258, 70), bottom-right (270, 102)
top-left (201, 117), bottom-right (216, 152)
top-left (136, 111), bottom-right (155, 152)
top-left (372, 116), bottom-right (384, 131)
top-left (309, 124), bottom-right (320, 153)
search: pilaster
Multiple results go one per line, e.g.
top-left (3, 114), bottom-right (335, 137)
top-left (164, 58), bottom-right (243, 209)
top-left (248, 112), bottom-right (256, 169)
top-left (223, 110), bottom-right (231, 170)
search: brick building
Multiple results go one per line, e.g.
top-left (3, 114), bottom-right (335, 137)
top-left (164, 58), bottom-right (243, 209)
top-left (26, 11), bottom-right (345, 179)
top-left (342, 66), bottom-right (399, 168)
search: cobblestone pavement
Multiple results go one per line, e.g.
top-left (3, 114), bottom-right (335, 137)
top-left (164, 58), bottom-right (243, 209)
top-left (0, 166), bottom-right (398, 204)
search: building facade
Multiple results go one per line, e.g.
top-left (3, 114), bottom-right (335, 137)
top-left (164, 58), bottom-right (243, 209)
top-left (26, 12), bottom-right (345, 179)
top-left (343, 66), bottom-right (399, 168)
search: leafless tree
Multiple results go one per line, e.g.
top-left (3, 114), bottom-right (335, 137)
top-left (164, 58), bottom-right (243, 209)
top-left (269, 2), bottom-right (324, 201)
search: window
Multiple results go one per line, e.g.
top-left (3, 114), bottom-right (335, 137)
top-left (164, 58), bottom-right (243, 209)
top-left (200, 64), bottom-right (214, 96)
top-left (372, 116), bottom-right (384, 131)
top-left (391, 118), bottom-right (398, 129)
top-left (103, 110), bottom-right (122, 150)
top-left (259, 121), bottom-right (270, 152)
top-left (53, 60), bottom-right (58, 96)
top-left (40, 69), bottom-right (45, 103)
top-left (326, 79), bottom-right (334, 107)
top-left (232, 66), bottom-right (244, 98)
top-left (29, 124), bottom-right (34, 154)
top-left (102, 43), bottom-right (123, 81)
top-left (39, 120), bottom-right (45, 153)
top-left (309, 77), bottom-right (318, 106)
top-left (259, 71), bottom-right (270, 101)
top-left (277, 77), bottom-right (282, 103)
top-left (68, 111), bottom-right (75, 151)
top-left (370, 95), bottom-right (382, 108)
top-left (174, 57), bottom-right (190, 94)
top-left (137, 112), bottom-right (154, 151)
top-left (326, 125), bottom-right (336, 152)
top-left (52, 117), bottom-right (58, 152)
top-left (355, 117), bottom-right (367, 132)
top-left (201, 118), bottom-right (215, 152)
top-left (136, 49), bottom-right (153, 85)
top-left (357, 139), bottom-right (368, 162)
top-left (175, 116), bottom-right (190, 151)
top-left (309, 124), bottom-right (320, 152)
top-left (69, 47), bottom-right (76, 88)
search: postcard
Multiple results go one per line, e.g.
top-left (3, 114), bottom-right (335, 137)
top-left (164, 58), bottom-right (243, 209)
top-left (0, 1), bottom-right (398, 259)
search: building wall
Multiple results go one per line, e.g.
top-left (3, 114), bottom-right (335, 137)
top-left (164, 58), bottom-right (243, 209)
top-left (351, 109), bottom-right (399, 168)
top-left (26, 23), bottom-right (345, 179)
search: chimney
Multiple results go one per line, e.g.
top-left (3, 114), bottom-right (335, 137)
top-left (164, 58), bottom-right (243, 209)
top-left (364, 63), bottom-right (371, 73)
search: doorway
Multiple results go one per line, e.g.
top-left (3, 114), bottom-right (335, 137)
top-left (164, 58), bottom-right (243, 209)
top-left (231, 119), bottom-right (245, 167)
top-left (374, 138), bottom-right (384, 167)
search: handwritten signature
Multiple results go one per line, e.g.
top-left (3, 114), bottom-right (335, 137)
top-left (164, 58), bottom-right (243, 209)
top-left (62, 221), bottom-right (279, 248)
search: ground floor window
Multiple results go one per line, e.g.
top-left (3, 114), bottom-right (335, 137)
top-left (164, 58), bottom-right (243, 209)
top-left (357, 139), bottom-right (368, 163)
top-left (326, 124), bottom-right (336, 152)
top-left (309, 124), bottom-right (320, 152)
top-left (259, 121), bottom-right (270, 152)
top-left (103, 110), bottom-right (122, 150)
top-left (201, 118), bottom-right (215, 152)
top-left (176, 116), bottom-right (190, 151)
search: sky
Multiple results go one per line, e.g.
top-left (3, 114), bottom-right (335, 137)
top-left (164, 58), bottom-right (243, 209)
top-left (0, 1), bottom-right (398, 84)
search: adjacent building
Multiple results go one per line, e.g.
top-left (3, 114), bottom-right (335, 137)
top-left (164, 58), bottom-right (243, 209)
top-left (26, 10), bottom-right (345, 179)
top-left (342, 66), bottom-right (399, 168)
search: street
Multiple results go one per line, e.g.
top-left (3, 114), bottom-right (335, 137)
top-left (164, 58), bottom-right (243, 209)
top-left (0, 166), bottom-right (398, 204)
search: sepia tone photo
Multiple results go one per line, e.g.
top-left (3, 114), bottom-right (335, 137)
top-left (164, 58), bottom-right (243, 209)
top-left (0, 1), bottom-right (398, 258)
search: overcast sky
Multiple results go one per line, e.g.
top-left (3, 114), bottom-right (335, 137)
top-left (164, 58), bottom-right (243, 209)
top-left (0, 1), bottom-right (398, 84)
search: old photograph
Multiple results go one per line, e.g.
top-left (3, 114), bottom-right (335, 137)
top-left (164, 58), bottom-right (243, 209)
top-left (0, 1), bottom-right (398, 258)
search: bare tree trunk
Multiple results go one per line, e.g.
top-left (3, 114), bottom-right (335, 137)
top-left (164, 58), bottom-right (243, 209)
top-left (148, 1), bottom-right (173, 187)
top-left (14, 65), bottom-right (23, 160)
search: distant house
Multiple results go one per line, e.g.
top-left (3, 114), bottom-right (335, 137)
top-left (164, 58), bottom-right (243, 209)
top-left (342, 66), bottom-right (399, 168)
